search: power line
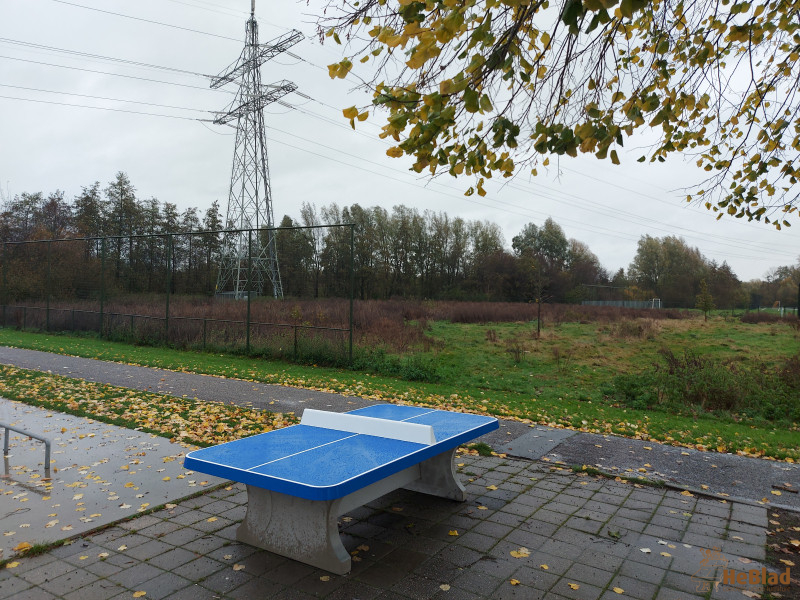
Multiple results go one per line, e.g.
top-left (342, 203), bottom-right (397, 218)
top-left (48, 0), bottom-right (242, 43)
top-left (261, 125), bottom-right (644, 243)
top-left (278, 99), bottom-right (786, 257)
top-left (505, 179), bottom-right (797, 258)
top-left (0, 94), bottom-right (198, 121)
top-left (534, 168), bottom-right (800, 253)
top-left (0, 37), bottom-right (211, 78)
top-left (46, 0), bottom-right (363, 85)
top-left (161, 0), bottom-right (246, 19)
top-left (266, 104), bottom-right (796, 259)
top-left (0, 83), bottom-right (210, 113)
top-left (0, 55), bottom-right (231, 94)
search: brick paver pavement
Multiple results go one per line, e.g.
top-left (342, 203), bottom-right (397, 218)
top-left (1, 453), bottom-right (774, 600)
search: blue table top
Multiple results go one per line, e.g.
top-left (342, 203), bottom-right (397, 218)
top-left (183, 404), bottom-right (498, 500)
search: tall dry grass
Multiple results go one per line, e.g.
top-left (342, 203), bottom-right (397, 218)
top-left (4, 296), bottom-right (693, 356)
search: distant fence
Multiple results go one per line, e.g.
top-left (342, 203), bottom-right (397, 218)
top-left (582, 299), bottom-right (662, 309)
top-left (0, 225), bottom-right (355, 363)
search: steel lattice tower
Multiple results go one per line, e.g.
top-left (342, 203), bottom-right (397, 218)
top-left (212, 2), bottom-right (301, 299)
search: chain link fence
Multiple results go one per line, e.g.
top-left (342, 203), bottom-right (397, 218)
top-left (0, 225), bottom-right (355, 364)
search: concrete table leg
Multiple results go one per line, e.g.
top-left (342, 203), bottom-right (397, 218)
top-left (237, 485), bottom-right (350, 575)
top-left (236, 449), bottom-right (466, 574)
top-left (405, 448), bottom-right (466, 501)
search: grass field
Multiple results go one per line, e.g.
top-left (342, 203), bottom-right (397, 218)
top-left (0, 308), bottom-right (798, 461)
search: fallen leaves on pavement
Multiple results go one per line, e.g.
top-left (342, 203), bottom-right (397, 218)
top-left (0, 365), bottom-right (296, 448)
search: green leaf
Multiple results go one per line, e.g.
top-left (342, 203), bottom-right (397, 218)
top-left (464, 87), bottom-right (480, 113)
top-left (561, 0), bottom-right (584, 35)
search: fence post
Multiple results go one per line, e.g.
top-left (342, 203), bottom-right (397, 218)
top-left (100, 237), bottom-right (106, 337)
top-left (165, 234), bottom-right (172, 343)
top-left (349, 224), bottom-right (354, 364)
top-left (203, 317), bottom-right (207, 349)
top-left (246, 229), bottom-right (252, 354)
top-left (2, 242), bottom-right (7, 328)
top-left (46, 240), bottom-right (51, 332)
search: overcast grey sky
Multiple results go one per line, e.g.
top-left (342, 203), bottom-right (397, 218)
top-left (1, 0), bottom-right (798, 281)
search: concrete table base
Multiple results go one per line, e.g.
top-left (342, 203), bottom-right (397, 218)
top-left (236, 448), bottom-right (465, 574)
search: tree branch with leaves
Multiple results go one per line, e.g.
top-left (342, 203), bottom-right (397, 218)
top-left (320, 0), bottom-right (800, 227)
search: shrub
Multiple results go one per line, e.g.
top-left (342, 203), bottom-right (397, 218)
top-left (611, 373), bottom-right (659, 410)
top-left (551, 345), bottom-right (574, 374)
top-left (352, 348), bottom-right (440, 383)
top-left (610, 348), bottom-right (800, 423)
top-left (504, 335), bottom-right (527, 363)
top-left (611, 319), bottom-right (660, 340)
top-left (740, 311), bottom-right (782, 324)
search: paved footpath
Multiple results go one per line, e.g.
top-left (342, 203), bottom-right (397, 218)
top-left (0, 347), bottom-right (797, 599)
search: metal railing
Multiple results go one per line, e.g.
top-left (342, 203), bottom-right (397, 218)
top-left (1, 421), bottom-right (51, 475)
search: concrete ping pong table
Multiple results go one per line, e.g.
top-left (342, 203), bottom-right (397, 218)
top-left (184, 404), bottom-right (498, 574)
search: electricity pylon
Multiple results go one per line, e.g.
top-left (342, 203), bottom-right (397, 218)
top-left (212, 2), bottom-right (301, 299)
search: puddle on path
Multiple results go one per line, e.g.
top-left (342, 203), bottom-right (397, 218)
top-left (0, 397), bottom-right (223, 559)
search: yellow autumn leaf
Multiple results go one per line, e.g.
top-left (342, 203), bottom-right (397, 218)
top-left (6, 561), bottom-right (20, 569)
top-left (660, 552), bottom-right (671, 557)
top-left (477, 506), bottom-right (488, 510)
top-left (13, 541), bottom-right (32, 552)
top-left (780, 559), bottom-right (795, 566)
top-left (439, 584), bottom-right (451, 591)
top-left (386, 146), bottom-right (404, 158)
top-left (568, 583), bottom-right (580, 590)
top-left (133, 593), bottom-right (146, 598)
top-left (510, 579), bottom-right (520, 586)
top-left (771, 490), bottom-right (782, 495)
top-left (540, 564), bottom-right (549, 570)
top-left (342, 106), bottom-right (358, 119)
top-left (486, 485), bottom-right (498, 491)
top-left (510, 547), bottom-right (531, 558)
top-left (448, 530), bottom-right (459, 536)
top-left (613, 587), bottom-right (624, 594)
top-left (680, 490), bottom-right (694, 497)
top-left (207, 517), bottom-right (217, 522)
top-left (320, 575), bottom-right (330, 581)
top-left (233, 564), bottom-right (245, 571)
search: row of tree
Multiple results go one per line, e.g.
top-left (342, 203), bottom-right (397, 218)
top-left (1, 172), bottom-right (798, 308)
